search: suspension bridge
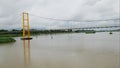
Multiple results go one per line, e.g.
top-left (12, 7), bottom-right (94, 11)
top-left (0, 12), bottom-right (120, 31)
top-left (18, 12), bottom-right (120, 39)
top-left (52, 26), bottom-right (120, 30)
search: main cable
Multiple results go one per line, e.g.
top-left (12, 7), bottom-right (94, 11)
top-left (29, 13), bottom-right (120, 22)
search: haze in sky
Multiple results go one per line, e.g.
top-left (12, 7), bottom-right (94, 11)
top-left (0, 0), bottom-right (119, 29)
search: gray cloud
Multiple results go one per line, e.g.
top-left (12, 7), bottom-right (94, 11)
top-left (0, 0), bottom-right (119, 30)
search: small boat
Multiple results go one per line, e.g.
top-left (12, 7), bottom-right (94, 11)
top-left (21, 37), bottom-right (33, 40)
top-left (109, 32), bottom-right (113, 34)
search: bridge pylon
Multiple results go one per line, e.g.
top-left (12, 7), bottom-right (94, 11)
top-left (21, 12), bottom-right (32, 40)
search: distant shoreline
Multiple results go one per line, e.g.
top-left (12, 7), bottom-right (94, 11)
top-left (0, 29), bottom-right (119, 43)
top-left (0, 29), bottom-right (120, 36)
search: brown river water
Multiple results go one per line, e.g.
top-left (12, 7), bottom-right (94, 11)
top-left (0, 32), bottom-right (120, 68)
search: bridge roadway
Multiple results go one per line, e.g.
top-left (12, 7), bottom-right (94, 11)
top-left (52, 26), bottom-right (120, 30)
top-left (71, 26), bottom-right (120, 29)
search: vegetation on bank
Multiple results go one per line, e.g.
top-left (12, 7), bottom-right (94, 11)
top-left (0, 37), bottom-right (16, 43)
top-left (0, 34), bottom-right (21, 37)
top-left (85, 30), bottom-right (96, 34)
top-left (0, 29), bottom-right (17, 43)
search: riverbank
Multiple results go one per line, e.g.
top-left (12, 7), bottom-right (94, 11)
top-left (0, 37), bottom-right (16, 43)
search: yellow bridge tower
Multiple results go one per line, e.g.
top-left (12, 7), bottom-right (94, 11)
top-left (21, 12), bottom-right (32, 40)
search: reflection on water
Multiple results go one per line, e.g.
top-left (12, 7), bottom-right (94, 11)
top-left (0, 32), bottom-right (120, 68)
top-left (23, 40), bottom-right (31, 68)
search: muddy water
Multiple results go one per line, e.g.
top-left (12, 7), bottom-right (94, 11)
top-left (0, 32), bottom-right (120, 68)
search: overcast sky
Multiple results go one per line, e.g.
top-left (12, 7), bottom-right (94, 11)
top-left (0, 0), bottom-right (119, 30)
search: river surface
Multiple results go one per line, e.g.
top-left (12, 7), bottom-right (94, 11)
top-left (0, 32), bottom-right (120, 68)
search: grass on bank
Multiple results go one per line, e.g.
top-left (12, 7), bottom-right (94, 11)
top-left (0, 37), bottom-right (16, 43)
